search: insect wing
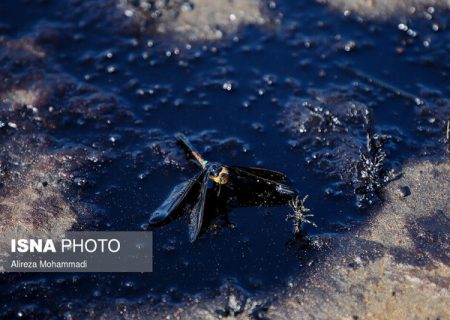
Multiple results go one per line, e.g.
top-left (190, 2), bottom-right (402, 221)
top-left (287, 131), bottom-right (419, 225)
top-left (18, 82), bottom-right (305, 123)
top-left (149, 171), bottom-right (203, 224)
top-left (188, 171), bottom-right (210, 242)
top-left (230, 166), bottom-right (288, 181)
top-left (228, 166), bottom-right (296, 196)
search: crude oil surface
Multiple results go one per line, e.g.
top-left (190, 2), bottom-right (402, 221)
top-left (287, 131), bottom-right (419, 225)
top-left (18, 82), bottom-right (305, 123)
top-left (0, 0), bottom-right (448, 318)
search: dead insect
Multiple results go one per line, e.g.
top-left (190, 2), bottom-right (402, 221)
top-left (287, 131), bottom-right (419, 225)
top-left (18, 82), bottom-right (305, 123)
top-left (149, 133), bottom-right (298, 242)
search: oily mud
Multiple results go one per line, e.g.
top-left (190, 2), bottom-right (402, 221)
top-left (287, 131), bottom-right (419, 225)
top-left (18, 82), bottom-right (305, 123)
top-left (89, 160), bottom-right (450, 319)
top-left (0, 0), bottom-right (448, 318)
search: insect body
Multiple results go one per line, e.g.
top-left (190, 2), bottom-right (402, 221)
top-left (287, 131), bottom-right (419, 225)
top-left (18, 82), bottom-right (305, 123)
top-left (149, 133), bottom-right (297, 242)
